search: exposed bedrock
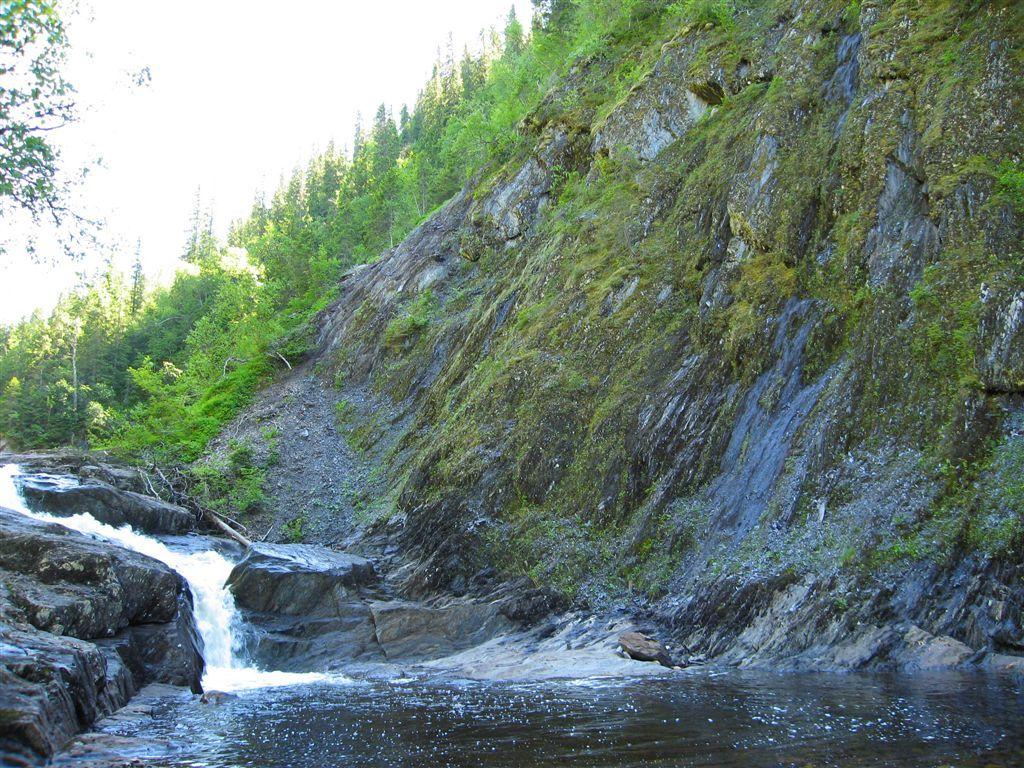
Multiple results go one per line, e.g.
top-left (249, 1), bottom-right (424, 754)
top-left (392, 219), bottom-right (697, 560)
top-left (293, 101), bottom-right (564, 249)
top-left (17, 476), bottom-right (195, 536)
top-left (204, 0), bottom-right (1024, 678)
top-left (0, 507), bottom-right (203, 766)
top-left (225, 543), bottom-right (523, 670)
top-left (1, 451), bottom-right (150, 495)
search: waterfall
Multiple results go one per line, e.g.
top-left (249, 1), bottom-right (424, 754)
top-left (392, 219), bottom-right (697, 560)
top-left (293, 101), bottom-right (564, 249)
top-left (0, 463), bottom-right (340, 691)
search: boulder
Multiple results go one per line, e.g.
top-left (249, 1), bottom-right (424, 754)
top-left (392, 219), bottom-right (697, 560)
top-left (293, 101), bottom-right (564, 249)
top-left (0, 626), bottom-right (135, 766)
top-left (898, 626), bottom-right (974, 671)
top-left (0, 507), bottom-right (203, 765)
top-left (618, 631), bottom-right (674, 667)
top-left (225, 542), bottom-right (517, 670)
top-left (227, 543), bottom-right (377, 615)
top-left (234, 600), bottom-right (383, 672)
top-left (226, 543), bottom-right (382, 670)
top-left (18, 479), bottom-right (194, 535)
top-left (198, 690), bottom-right (238, 705)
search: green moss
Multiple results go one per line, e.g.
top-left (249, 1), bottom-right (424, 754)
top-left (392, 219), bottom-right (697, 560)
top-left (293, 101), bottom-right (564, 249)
top-left (908, 261), bottom-right (982, 392)
top-left (995, 160), bottom-right (1024, 213)
top-left (334, 398), bottom-right (354, 427)
top-left (384, 290), bottom-right (440, 349)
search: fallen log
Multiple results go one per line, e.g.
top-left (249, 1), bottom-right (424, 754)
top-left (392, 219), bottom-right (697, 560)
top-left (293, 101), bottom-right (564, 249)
top-left (203, 508), bottom-right (251, 547)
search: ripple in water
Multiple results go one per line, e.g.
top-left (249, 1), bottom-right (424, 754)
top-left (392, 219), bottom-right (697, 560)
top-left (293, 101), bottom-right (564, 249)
top-left (86, 673), bottom-right (1024, 767)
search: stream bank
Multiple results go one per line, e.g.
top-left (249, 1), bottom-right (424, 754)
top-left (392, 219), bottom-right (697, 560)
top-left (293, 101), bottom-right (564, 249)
top-left (3, 455), bottom-right (1024, 767)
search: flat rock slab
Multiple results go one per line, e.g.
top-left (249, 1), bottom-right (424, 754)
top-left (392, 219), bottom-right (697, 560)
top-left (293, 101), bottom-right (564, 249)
top-left (426, 615), bottom-right (677, 681)
top-left (369, 600), bottom-right (513, 662)
top-left (19, 479), bottom-right (195, 535)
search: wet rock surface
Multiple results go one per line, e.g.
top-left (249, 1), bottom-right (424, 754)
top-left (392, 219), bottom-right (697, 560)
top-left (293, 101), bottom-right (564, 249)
top-left (0, 507), bottom-right (203, 765)
top-left (618, 631), bottom-right (674, 668)
top-left (225, 541), bottom-right (518, 671)
top-left (18, 477), bottom-right (195, 536)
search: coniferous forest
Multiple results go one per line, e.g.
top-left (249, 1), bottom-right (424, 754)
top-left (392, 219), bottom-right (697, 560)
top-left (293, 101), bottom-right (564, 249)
top-left (3, 3), bottom-right (566, 458)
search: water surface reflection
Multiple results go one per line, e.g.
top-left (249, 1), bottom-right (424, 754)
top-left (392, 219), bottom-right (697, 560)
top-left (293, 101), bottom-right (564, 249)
top-left (96, 670), bottom-right (1024, 767)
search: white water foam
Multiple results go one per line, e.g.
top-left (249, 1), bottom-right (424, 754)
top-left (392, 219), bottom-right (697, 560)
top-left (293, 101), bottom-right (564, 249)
top-left (0, 463), bottom-right (345, 692)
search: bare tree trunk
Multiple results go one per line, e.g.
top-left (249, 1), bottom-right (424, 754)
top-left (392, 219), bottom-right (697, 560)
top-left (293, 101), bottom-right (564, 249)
top-left (203, 509), bottom-right (252, 547)
top-left (70, 331), bottom-right (79, 441)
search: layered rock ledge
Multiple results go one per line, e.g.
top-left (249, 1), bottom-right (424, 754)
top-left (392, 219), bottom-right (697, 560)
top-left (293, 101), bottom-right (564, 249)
top-left (0, 507), bottom-right (203, 765)
top-left (17, 476), bottom-right (195, 536)
top-left (225, 543), bottom-right (518, 670)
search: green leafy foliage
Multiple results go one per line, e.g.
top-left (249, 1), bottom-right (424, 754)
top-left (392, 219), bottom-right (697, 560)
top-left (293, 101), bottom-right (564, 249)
top-left (282, 514), bottom-right (306, 543)
top-left (0, 0), bottom-right (74, 219)
top-left (995, 160), bottom-right (1024, 213)
top-left (0, 4), bottom-right (568, 458)
top-left (668, 0), bottom-right (734, 28)
top-left (192, 439), bottom-right (267, 520)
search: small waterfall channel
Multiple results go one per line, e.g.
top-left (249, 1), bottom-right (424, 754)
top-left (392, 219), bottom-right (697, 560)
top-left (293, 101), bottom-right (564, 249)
top-left (0, 463), bottom-right (340, 691)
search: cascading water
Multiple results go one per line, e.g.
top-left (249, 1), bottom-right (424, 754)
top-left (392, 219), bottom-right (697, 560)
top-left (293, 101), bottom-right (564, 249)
top-left (0, 463), bottom-right (340, 691)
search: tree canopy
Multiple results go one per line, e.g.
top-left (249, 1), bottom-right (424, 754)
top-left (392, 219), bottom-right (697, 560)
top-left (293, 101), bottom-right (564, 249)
top-left (0, 0), bottom-right (74, 220)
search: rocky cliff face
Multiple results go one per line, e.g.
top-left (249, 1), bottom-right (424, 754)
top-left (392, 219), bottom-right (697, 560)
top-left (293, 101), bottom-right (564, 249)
top-left (212, 0), bottom-right (1023, 674)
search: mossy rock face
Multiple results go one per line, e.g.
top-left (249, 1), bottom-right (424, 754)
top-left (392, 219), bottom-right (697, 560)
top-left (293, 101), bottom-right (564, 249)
top-left (977, 284), bottom-right (1024, 394)
top-left (214, 0), bottom-right (1024, 666)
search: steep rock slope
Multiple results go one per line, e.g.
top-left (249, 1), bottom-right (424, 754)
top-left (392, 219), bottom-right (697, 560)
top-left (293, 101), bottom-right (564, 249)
top-left (216, 0), bottom-right (1024, 672)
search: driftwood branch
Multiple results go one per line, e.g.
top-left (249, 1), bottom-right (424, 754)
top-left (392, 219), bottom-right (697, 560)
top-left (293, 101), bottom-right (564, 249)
top-left (203, 508), bottom-right (251, 547)
top-left (139, 468), bottom-right (159, 498)
top-left (221, 356), bottom-right (247, 377)
top-left (153, 465), bottom-right (175, 497)
top-left (211, 510), bottom-right (251, 537)
top-left (139, 463), bottom-right (253, 548)
top-left (269, 350), bottom-right (292, 370)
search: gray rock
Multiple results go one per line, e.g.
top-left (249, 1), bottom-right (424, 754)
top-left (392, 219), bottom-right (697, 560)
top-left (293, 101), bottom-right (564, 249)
top-left (227, 543), bottom-right (377, 615)
top-left (226, 543), bottom-right (382, 670)
top-left (727, 134), bottom-right (779, 251)
top-left (19, 479), bottom-right (194, 535)
top-left (198, 690), bottom-right (238, 705)
top-left (0, 509), bottom-right (184, 637)
top-left (592, 30), bottom-right (733, 162)
top-left (977, 286), bottom-right (1024, 392)
top-left (618, 631), bottom-right (674, 667)
top-left (0, 507), bottom-right (203, 765)
top-left (0, 626), bottom-right (135, 766)
top-left (77, 464), bottom-right (147, 494)
top-left (369, 600), bottom-right (512, 661)
top-left (225, 542), bottom-right (515, 670)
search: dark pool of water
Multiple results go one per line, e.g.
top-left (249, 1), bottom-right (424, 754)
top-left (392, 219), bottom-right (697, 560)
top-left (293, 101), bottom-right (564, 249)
top-left (95, 670), bottom-right (1024, 767)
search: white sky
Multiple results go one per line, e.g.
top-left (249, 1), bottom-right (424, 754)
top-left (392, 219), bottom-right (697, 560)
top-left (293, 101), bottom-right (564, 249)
top-left (0, 0), bottom-right (534, 324)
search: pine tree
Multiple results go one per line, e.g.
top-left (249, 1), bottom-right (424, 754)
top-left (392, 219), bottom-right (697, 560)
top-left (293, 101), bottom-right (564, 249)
top-left (129, 242), bottom-right (145, 317)
top-left (504, 7), bottom-right (525, 59)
